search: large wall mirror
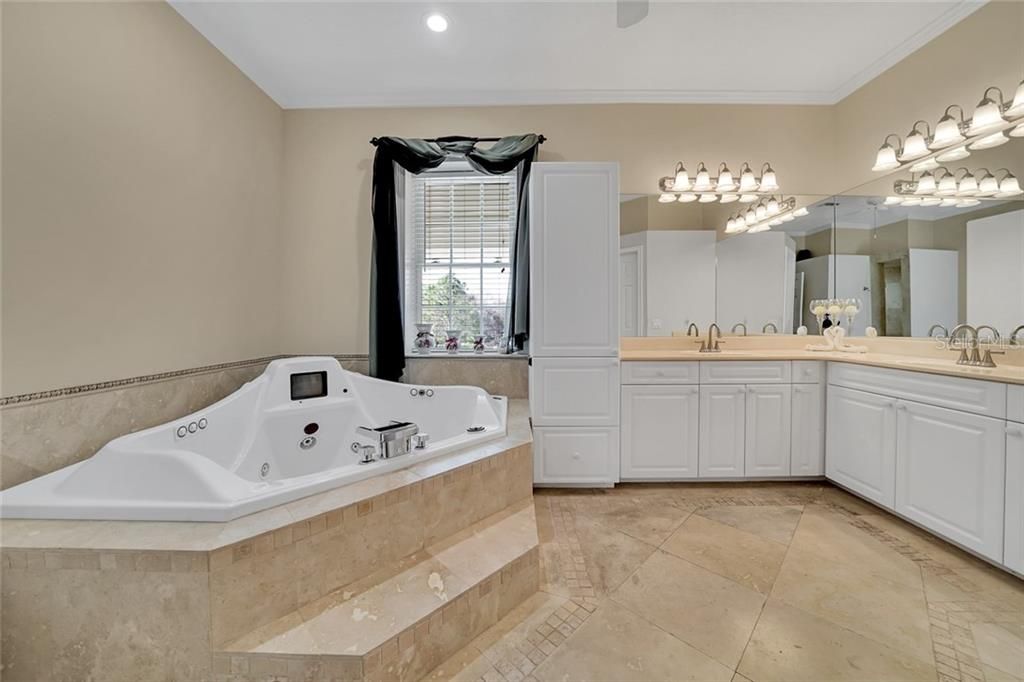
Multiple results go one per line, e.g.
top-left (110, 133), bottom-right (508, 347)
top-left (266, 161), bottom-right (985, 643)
top-left (833, 145), bottom-right (1024, 340)
top-left (618, 193), bottom-right (837, 337)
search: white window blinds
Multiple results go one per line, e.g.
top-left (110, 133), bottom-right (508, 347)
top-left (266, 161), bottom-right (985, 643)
top-left (405, 166), bottom-right (517, 352)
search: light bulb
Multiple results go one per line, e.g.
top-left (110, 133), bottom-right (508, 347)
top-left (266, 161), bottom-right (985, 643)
top-left (914, 172), bottom-right (937, 194)
top-left (968, 131), bottom-right (1008, 150)
top-left (698, 193), bottom-right (717, 203)
top-left (955, 199), bottom-right (981, 208)
top-left (1006, 79), bottom-right (1024, 118)
top-left (766, 197), bottom-right (780, 215)
top-left (909, 158), bottom-right (940, 173)
top-left (968, 91), bottom-right (1006, 136)
top-left (716, 164), bottom-right (736, 192)
top-left (758, 165), bottom-right (779, 192)
top-left (739, 194), bottom-right (758, 203)
top-left (692, 163), bottom-right (713, 192)
top-left (738, 167), bottom-right (758, 192)
top-left (976, 171), bottom-right (999, 196)
top-left (719, 193), bottom-right (739, 204)
top-left (673, 163), bottom-right (691, 191)
top-left (884, 196), bottom-right (903, 205)
top-left (930, 108), bottom-right (966, 149)
top-left (658, 193), bottom-right (676, 203)
top-left (898, 127), bottom-right (930, 161)
top-left (956, 172), bottom-right (978, 196)
top-left (936, 145), bottom-right (970, 162)
top-left (996, 174), bottom-right (1023, 197)
top-left (872, 142), bottom-right (900, 172)
top-left (935, 174), bottom-right (958, 196)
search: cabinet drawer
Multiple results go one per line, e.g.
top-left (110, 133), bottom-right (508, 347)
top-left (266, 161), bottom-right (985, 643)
top-left (621, 361), bottom-right (699, 385)
top-left (533, 427), bottom-right (618, 486)
top-left (530, 358), bottom-right (619, 427)
top-left (699, 361), bottom-right (791, 384)
top-left (792, 361), bottom-right (825, 384)
top-left (1009, 385), bottom-right (1024, 424)
top-left (828, 362), bottom-right (1006, 419)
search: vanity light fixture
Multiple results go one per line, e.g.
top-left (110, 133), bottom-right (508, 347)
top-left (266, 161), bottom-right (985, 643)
top-left (976, 169), bottom-right (1000, 197)
top-left (884, 196), bottom-right (903, 205)
top-left (995, 169), bottom-right (1024, 197)
top-left (658, 192), bottom-right (676, 203)
top-left (956, 168), bottom-right (979, 196)
top-left (899, 121), bottom-right (932, 161)
top-left (935, 169), bottom-right (959, 196)
top-left (658, 160), bottom-right (783, 203)
top-left (920, 197), bottom-right (943, 207)
top-left (914, 171), bottom-right (937, 195)
top-left (870, 81), bottom-right (1024, 173)
top-left (956, 199), bottom-right (982, 208)
top-left (891, 166), bottom-right (1020, 203)
top-left (724, 196), bottom-right (799, 234)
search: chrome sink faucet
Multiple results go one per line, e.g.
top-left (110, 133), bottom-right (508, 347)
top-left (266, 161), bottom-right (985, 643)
top-left (731, 323), bottom-right (747, 336)
top-left (928, 324), bottom-right (948, 339)
top-left (699, 323), bottom-right (725, 353)
top-left (762, 322), bottom-right (778, 334)
top-left (976, 325), bottom-right (1001, 343)
top-left (949, 324), bottom-right (978, 365)
top-left (686, 322), bottom-right (700, 337)
top-left (1012, 325), bottom-right (1024, 346)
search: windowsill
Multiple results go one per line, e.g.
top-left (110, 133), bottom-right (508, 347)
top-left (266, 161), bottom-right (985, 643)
top-left (405, 351), bottom-right (529, 360)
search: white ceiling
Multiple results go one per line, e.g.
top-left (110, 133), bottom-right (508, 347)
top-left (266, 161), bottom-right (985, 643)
top-left (170, 0), bottom-right (984, 109)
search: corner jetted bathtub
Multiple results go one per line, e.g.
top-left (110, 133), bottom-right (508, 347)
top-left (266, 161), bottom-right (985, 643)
top-left (0, 357), bottom-right (507, 522)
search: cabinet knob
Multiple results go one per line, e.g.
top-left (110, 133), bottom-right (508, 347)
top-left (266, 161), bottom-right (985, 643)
top-left (896, 402), bottom-right (907, 411)
top-left (572, 452), bottom-right (582, 460)
top-left (1008, 426), bottom-right (1023, 438)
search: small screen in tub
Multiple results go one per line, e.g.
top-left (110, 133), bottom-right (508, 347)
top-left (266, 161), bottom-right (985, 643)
top-left (290, 371), bottom-right (328, 400)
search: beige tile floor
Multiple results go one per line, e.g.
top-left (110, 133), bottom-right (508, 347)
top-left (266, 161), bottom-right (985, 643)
top-left (425, 482), bottom-right (1024, 682)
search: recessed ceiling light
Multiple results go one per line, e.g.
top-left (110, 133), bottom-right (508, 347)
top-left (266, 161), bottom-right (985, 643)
top-left (425, 13), bottom-right (449, 32)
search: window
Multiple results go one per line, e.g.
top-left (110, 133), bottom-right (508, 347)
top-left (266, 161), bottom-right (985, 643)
top-left (404, 162), bottom-right (517, 353)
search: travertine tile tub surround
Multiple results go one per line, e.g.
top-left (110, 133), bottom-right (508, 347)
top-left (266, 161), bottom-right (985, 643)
top-left (1, 402), bottom-right (537, 682)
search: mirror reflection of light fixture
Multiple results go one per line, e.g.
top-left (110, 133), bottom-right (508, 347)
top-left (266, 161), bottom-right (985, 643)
top-left (936, 144), bottom-right (970, 162)
top-left (758, 163), bottom-right (779, 192)
top-left (956, 199), bottom-right (981, 208)
top-left (976, 169), bottom-right (1000, 197)
top-left (872, 134), bottom-right (902, 172)
top-left (692, 162), bottom-right (713, 192)
top-left (658, 192), bottom-right (676, 203)
top-left (968, 87), bottom-right (1007, 136)
top-left (920, 197), bottom-right (943, 207)
top-left (955, 169), bottom-right (979, 196)
top-left (935, 169), bottom-right (958, 196)
top-left (930, 105), bottom-right (967, 149)
top-left (1011, 122), bottom-right (1024, 138)
top-left (914, 171), bottom-right (937, 195)
top-left (673, 162), bottom-right (691, 191)
top-left (744, 208), bottom-right (757, 225)
top-left (739, 194), bottom-right (758, 203)
top-left (724, 196), bottom-right (799, 235)
top-left (884, 196), bottom-right (903, 205)
top-left (755, 204), bottom-right (767, 220)
top-left (1006, 79), bottom-right (1024, 118)
top-left (698, 193), bottom-right (717, 203)
top-left (898, 121), bottom-right (931, 161)
top-left (909, 157), bottom-right (940, 173)
top-left (738, 163), bottom-right (758, 192)
top-left (939, 198), bottom-right (960, 207)
top-left (678, 192), bottom-right (698, 203)
top-left (766, 197), bottom-right (780, 215)
top-left (793, 207), bottom-right (809, 217)
top-left (995, 169), bottom-right (1023, 197)
top-left (715, 163), bottom-right (736, 192)
top-left (720, 193), bottom-right (739, 203)
top-left (900, 197), bottom-right (923, 206)
top-left (968, 131), bottom-right (1009, 150)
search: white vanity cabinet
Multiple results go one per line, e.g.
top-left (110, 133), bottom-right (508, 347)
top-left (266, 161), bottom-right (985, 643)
top-left (826, 385), bottom-right (898, 508)
top-left (621, 385), bottom-right (699, 478)
top-left (791, 383), bottom-right (826, 475)
top-left (1004, 405), bottom-right (1024, 574)
top-left (744, 385), bottom-right (792, 477)
top-left (895, 401), bottom-right (1006, 561)
top-left (699, 385), bottom-right (747, 478)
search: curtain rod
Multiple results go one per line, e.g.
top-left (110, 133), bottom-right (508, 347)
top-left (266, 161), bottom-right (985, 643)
top-left (370, 135), bottom-right (546, 145)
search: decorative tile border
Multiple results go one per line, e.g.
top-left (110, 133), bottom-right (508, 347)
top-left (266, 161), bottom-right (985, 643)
top-left (0, 353), bottom-right (370, 407)
top-left (2, 548), bottom-right (209, 573)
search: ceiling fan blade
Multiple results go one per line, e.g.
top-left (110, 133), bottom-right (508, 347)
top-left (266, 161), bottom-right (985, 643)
top-left (616, 0), bottom-right (649, 28)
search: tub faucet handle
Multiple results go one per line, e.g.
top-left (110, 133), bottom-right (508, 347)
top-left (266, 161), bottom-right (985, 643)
top-left (353, 443), bottom-right (377, 464)
top-left (412, 433), bottom-right (430, 449)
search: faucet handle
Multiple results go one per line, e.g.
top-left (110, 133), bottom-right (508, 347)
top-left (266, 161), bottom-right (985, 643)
top-left (981, 350), bottom-right (1005, 368)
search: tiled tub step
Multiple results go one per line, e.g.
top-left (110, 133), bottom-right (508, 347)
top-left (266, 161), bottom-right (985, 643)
top-left (214, 501), bottom-right (540, 682)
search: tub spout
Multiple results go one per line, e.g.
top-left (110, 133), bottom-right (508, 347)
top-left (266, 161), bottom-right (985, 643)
top-left (356, 421), bottom-right (419, 459)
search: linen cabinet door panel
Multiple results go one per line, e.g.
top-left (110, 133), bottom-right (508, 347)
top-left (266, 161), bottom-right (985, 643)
top-left (826, 386), bottom-right (897, 509)
top-left (1005, 424), bottom-right (1024, 574)
top-left (621, 385), bottom-right (699, 479)
top-left (699, 386), bottom-right (746, 478)
top-left (791, 383), bottom-right (825, 476)
top-left (895, 401), bottom-right (1005, 562)
top-left (530, 358), bottom-right (619, 427)
top-left (745, 385), bottom-right (792, 477)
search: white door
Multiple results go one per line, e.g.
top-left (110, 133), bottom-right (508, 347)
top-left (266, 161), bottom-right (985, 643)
top-left (1004, 423), bottom-right (1024, 574)
top-left (529, 163), bottom-right (619, 357)
top-left (621, 385), bottom-right (699, 479)
top-left (826, 385), bottom-right (897, 508)
top-left (533, 427), bottom-right (619, 486)
top-left (791, 384), bottom-right (825, 476)
top-left (699, 385), bottom-right (746, 478)
top-left (908, 249), bottom-right (959, 338)
top-left (619, 247), bottom-right (642, 337)
top-left (529, 358), bottom-right (619, 427)
top-left (895, 401), bottom-right (1006, 561)
top-left (745, 385), bottom-right (792, 477)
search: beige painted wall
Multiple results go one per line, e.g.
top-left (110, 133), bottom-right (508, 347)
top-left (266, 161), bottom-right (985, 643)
top-left (620, 196), bottom-right (711, 235)
top-left (1, 2), bottom-right (285, 395)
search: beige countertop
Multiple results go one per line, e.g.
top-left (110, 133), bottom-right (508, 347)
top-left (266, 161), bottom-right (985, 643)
top-left (620, 345), bottom-right (1024, 386)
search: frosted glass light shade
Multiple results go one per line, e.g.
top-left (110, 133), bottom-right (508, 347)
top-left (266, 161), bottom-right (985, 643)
top-left (738, 169), bottom-right (758, 192)
top-left (920, 197), bottom-right (942, 207)
top-left (900, 197), bottom-right (923, 206)
top-left (698, 193), bottom-right (717, 203)
top-left (955, 199), bottom-right (981, 208)
top-left (898, 131), bottom-right (929, 161)
top-left (935, 174), bottom-right (958, 196)
top-left (759, 169), bottom-right (779, 192)
top-left (909, 158), bottom-right (940, 173)
top-left (739, 194), bottom-right (758, 203)
top-left (658, 193), bottom-right (676, 203)
top-left (755, 204), bottom-right (767, 220)
top-left (956, 173), bottom-right (979, 196)
top-left (744, 209), bottom-right (757, 225)
top-left (872, 143), bottom-right (900, 171)
top-left (692, 165), bottom-right (713, 192)
top-left (674, 167), bottom-right (691, 191)
top-left (678, 192), bottom-right (698, 203)
top-left (936, 145), bottom-right (970, 162)
top-left (939, 198), bottom-right (959, 207)
top-left (930, 114), bottom-right (965, 149)
top-left (1007, 80), bottom-right (1024, 118)
top-left (969, 131), bottom-right (1009, 150)
top-left (766, 197), bottom-right (780, 215)
top-left (968, 97), bottom-right (1005, 136)
top-left (996, 175), bottom-right (1022, 197)
top-left (976, 173), bottom-right (999, 196)
top-left (884, 196), bottom-right (903, 205)
top-left (793, 207), bottom-right (809, 217)
top-left (716, 168), bottom-right (736, 192)
top-left (719, 193), bottom-right (739, 203)
top-left (914, 172), bottom-right (937, 194)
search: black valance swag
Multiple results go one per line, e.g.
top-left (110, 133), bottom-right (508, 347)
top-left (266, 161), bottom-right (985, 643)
top-left (369, 134), bottom-right (542, 381)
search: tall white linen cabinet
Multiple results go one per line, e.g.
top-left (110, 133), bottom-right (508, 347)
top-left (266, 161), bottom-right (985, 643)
top-left (528, 162), bottom-right (620, 486)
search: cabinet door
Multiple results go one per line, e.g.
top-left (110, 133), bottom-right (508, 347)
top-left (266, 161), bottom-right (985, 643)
top-left (826, 385), bottom-right (897, 509)
top-left (529, 163), bottom-right (619, 357)
top-left (792, 383), bottom-right (825, 476)
top-left (699, 386), bottom-right (746, 478)
top-left (530, 358), bottom-right (619, 427)
top-left (621, 385), bottom-right (699, 479)
top-left (533, 427), bottom-right (618, 486)
top-left (895, 401), bottom-right (1005, 562)
top-left (745, 385), bottom-right (792, 477)
top-left (1005, 423), bottom-right (1024, 574)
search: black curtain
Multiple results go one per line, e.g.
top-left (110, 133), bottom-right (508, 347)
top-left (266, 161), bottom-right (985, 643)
top-left (369, 134), bottom-right (542, 381)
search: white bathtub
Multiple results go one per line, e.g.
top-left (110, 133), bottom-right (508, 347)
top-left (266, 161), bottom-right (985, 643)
top-left (0, 358), bottom-right (507, 522)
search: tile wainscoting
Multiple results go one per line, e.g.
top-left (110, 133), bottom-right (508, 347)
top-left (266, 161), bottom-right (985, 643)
top-left (0, 354), bottom-right (526, 490)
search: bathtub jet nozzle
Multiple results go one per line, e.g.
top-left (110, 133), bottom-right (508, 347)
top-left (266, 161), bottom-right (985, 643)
top-left (355, 421), bottom-right (419, 459)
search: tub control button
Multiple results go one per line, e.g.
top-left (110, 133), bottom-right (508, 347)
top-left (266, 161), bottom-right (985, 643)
top-left (187, 422), bottom-right (198, 434)
top-left (176, 426), bottom-right (188, 438)
top-left (410, 388), bottom-right (418, 397)
top-left (425, 389), bottom-right (434, 397)
top-left (198, 418), bottom-right (208, 430)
